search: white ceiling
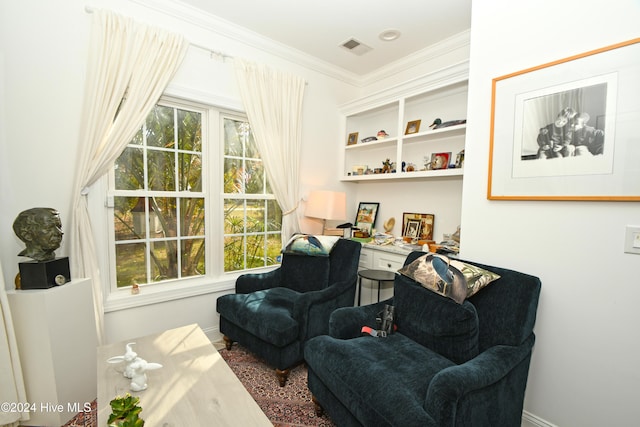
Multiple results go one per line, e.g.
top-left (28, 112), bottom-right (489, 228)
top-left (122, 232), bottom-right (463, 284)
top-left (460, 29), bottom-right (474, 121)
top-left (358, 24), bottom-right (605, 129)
top-left (178, 0), bottom-right (472, 76)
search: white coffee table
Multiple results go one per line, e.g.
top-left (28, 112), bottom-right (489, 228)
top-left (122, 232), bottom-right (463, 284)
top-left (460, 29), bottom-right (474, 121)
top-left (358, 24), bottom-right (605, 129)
top-left (97, 324), bottom-right (271, 426)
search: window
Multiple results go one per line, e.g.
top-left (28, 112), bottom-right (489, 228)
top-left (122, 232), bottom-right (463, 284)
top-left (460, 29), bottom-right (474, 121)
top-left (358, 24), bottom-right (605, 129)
top-left (112, 103), bottom-right (205, 287)
top-left (110, 100), bottom-right (282, 290)
top-left (222, 118), bottom-right (282, 272)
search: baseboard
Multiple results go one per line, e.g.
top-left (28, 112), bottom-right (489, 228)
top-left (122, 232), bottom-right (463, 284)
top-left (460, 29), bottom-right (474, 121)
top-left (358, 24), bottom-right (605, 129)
top-left (202, 325), bottom-right (222, 342)
top-left (522, 410), bottom-right (557, 427)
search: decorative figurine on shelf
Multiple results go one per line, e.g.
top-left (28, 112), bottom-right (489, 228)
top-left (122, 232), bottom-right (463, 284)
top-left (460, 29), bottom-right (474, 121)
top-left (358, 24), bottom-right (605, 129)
top-left (13, 207), bottom-right (70, 289)
top-left (382, 158), bottom-right (394, 173)
top-left (405, 162), bottom-right (416, 172)
top-left (429, 118), bottom-right (467, 129)
top-left (377, 130), bottom-right (389, 139)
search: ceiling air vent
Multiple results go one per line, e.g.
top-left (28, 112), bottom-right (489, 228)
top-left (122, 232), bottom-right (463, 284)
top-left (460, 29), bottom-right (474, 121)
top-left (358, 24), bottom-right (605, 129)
top-left (340, 38), bottom-right (372, 56)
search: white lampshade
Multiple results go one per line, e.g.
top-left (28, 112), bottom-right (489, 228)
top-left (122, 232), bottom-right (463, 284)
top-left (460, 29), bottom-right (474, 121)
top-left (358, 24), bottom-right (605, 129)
top-left (305, 191), bottom-right (347, 221)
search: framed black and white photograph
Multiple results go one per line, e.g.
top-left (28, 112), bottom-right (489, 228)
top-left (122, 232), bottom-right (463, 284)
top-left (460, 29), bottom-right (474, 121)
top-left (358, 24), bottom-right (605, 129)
top-left (355, 202), bottom-right (379, 235)
top-left (488, 38), bottom-right (640, 201)
top-left (404, 219), bottom-right (422, 239)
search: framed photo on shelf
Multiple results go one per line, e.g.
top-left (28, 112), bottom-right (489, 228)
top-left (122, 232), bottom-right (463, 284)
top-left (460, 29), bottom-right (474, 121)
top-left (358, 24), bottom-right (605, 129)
top-left (405, 119), bottom-right (421, 135)
top-left (488, 37), bottom-right (640, 201)
top-left (404, 219), bottom-right (422, 239)
top-left (354, 202), bottom-right (379, 235)
top-left (347, 132), bottom-right (358, 146)
top-left (430, 152), bottom-right (451, 170)
top-left (402, 213), bottom-right (435, 240)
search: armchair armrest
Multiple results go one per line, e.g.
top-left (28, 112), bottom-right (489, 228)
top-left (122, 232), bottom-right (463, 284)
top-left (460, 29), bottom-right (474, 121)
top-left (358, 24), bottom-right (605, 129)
top-left (293, 278), bottom-right (358, 339)
top-left (329, 298), bottom-right (393, 339)
top-left (235, 268), bottom-right (282, 294)
top-left (424, 334), bottom-right (535, 425)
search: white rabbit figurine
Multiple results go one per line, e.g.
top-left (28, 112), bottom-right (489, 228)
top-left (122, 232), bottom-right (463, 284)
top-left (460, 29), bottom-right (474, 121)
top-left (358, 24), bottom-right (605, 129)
top-left (106, 342), bottom-right (139, 378)
top-left (128, 358), bottom-right (163, 391)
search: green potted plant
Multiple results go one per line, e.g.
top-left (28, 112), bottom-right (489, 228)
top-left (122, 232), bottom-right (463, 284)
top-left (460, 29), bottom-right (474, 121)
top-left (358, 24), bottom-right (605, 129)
top-left (107, 393), bottom-right (145, 427)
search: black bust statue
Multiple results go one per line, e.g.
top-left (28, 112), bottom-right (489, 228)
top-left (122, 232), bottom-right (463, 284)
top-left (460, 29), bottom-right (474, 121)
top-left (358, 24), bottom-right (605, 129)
top-left (13, 207), bottom-right (63, 262)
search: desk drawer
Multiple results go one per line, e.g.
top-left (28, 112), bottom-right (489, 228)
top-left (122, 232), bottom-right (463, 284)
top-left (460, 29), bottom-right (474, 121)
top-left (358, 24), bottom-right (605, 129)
top-left (372, 252), bottom-right (406, 271)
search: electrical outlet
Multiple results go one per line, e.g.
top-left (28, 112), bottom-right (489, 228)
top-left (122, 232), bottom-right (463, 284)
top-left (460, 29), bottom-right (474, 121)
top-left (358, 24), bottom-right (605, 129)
top-left (624, 226), bottom-right (640, 254)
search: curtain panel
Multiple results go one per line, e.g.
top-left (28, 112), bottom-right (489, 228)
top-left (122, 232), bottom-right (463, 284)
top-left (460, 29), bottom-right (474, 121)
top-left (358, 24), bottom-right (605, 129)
top-left (69, 10), bottom-right (187, 343)
top-left (233, 60), bottom-right (305, 245)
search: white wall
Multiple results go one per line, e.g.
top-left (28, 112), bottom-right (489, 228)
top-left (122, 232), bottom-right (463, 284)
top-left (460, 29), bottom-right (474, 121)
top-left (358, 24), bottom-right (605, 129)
top-left (462, 1), bottom-right (640, 426)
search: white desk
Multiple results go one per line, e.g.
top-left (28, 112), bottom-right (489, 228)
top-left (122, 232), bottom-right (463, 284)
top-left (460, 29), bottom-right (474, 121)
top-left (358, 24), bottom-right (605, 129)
top-left (97, 324), bottom-right (270, 426)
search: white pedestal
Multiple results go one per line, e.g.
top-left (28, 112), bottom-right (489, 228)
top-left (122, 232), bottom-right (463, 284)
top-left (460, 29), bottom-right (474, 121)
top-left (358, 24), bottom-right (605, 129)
top-left (7, 278), bottom-right (97, 426)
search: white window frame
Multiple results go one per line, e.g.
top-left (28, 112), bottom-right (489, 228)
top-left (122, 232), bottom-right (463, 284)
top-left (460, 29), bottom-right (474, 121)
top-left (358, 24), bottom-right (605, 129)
top-left (93, 96), bottom-right (279, 312)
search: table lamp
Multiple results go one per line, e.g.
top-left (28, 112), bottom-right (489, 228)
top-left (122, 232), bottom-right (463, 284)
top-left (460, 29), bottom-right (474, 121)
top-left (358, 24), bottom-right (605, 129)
top-left (305, 190), bottom-right (346, 235)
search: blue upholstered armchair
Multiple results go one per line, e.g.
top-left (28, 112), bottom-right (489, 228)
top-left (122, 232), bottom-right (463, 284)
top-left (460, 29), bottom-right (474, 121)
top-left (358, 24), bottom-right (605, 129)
top-left (305, 251), bottom-right (541, 426)
top-left (216, 237), bottom-right (361, 386)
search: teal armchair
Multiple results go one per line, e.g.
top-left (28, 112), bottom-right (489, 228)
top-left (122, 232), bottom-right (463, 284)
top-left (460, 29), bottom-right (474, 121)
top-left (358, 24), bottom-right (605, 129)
top-left (305, 251), bottom-right (541, 426)
top-left (216, 237), bottom-right (361, 386)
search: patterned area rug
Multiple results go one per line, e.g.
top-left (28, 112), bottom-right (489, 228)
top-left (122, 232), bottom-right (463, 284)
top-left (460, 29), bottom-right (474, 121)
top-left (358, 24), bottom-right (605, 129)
top-left (219, 343), bottom-right (335, 427)
top-left (62, 344), bottom-right (334, 427)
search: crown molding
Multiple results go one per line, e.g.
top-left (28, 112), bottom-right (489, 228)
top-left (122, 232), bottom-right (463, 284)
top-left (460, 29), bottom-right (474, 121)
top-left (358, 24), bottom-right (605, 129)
top-left (358, 30), bottom-right (471, 87)
top-left (127, 0), bottom-right (363, 85)
top-left (103, 0), bottom-right (470, 88)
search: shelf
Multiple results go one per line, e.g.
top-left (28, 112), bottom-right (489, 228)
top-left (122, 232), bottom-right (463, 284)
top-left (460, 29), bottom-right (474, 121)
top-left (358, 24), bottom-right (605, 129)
top-left (341, 168), bottom-right (463, 182)
top-left (345, 137), bottom-right (398, 150)
top-left (402, 123), bottom-right (466, 143)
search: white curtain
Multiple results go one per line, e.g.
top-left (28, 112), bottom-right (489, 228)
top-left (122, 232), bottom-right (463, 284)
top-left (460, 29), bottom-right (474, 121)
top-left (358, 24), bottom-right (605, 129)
top-left (0, 262), bottom-right (28, 427)
top-left (69, 10), bottom-right (188, 344)
top-left (233, 60), bottom-right (305, 245)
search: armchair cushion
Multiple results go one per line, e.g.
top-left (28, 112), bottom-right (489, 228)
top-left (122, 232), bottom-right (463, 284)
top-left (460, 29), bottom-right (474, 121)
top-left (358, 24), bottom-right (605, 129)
top-left (216, 287), bottom-right (299, 347)
top-left (394, 274), bottom-right (479, 364)
top-left (280, 254), bottom-right (330, 293)
top-left (305, 333), bottom-right (453, 427)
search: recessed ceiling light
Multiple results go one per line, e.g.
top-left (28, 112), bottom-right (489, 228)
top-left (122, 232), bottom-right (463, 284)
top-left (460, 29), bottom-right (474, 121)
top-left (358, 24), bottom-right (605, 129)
top-left (379, 29), bottom-right (401, 41)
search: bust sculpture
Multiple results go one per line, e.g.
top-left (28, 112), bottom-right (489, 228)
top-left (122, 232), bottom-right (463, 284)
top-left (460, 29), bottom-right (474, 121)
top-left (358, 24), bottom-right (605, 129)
top-left (13, 207), bottom-right (63, 262)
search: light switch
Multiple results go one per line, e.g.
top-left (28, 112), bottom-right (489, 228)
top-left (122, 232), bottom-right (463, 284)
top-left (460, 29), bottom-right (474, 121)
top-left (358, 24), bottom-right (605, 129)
top-left (624, 226), bottom-right (640, 254)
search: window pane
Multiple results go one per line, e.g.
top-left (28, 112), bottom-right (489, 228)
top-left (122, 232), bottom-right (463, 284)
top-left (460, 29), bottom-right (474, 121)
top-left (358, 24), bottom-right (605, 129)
top-left (246, 200), bottom-right (265, 233)
top-left (115, 243), bottom-right (146, 287)
top-left (181, 238), bottom-right (205, 277)
top-left (267, 200), bottom-right (282, 232)
top-left (114, 147), bottom-right (144, 191)
top-left (146, 105), bottom-right (175, 148)
top-left (223, 118), bottom-right (243, 156)
top-left (177, 109), bottom-right (201, 152)
top-left (244, 159), bottom-right (265, 194)
top-left (114, 196), bottom-right (146, 241)
top-left (224, 158), bottom-right (244, 194)
top-left (150, 241), bottom-right (178, 282)
top-left (152, 197), bottom-right (177, 237)
top-left (224, 199), bottom-right (244, 234)
top-left (179, 153), bottom-right (202, 192)
top-left (224, 236), bottom-right (245, 271)
top-left (180, 197), bottom-right (205, 237)
top-left (246, 234), bottom-right (265, 269)
top-left (147, 149), bottom-right (175, 191)
top-left (266, 234), bottom-right (281, 266)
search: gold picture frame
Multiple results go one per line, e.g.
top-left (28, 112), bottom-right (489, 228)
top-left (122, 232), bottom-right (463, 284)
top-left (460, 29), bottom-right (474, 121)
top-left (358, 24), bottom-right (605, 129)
top-left (347, 132), bottom-right (358, 146)
top-left (405, 120), bottom-right (421, 135)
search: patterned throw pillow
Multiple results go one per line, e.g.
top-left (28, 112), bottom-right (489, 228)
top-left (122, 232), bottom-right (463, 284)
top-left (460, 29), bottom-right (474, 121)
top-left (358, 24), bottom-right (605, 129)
top-left (282, 234), bottom-right (340, 257)
top-left (398, 254), bottom-right (500, 303)
top-left (449, 259), bottom-right (501, 298)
